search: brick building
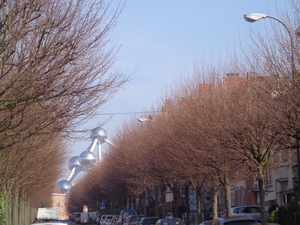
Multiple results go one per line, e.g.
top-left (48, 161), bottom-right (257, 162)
top-left (51, 187), bottom-right (68, 220)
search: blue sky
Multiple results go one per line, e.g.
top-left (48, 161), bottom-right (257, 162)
top-left (66, 0), bottom-right (288, 170)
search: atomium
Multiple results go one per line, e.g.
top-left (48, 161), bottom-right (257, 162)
top-left (68, 156), bottom-right (81, 171)
top-left (57, 180), bottom-right (72, 194)
top-left (58, 127), bottom-right (113, 194)
top-left (78, 150), bottom-right (96, 168)
top-left (90, 127), bottom-right (107, 144)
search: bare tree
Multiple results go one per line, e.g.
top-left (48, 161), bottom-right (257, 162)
top-left (0, 0), bottom-right (127, 149)
top-left (0, 0), bottom-right (128, 224)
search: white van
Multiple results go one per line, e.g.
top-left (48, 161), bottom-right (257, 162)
top-left (81, 212), bottom-right (90, 224)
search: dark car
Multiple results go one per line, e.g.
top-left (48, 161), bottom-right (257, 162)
top-left (155, 218), bottom-right (185, 225)
top-left (140, 217), bottom-right (159, 225)
top-left (70, 212), bottom-right (81, 222)
top-left (96, 214), bottom-right (103, 225)
top-left (211, 216), bottom-right (257, 225)
top-left (199, 221), bottom-right (212, 225)
top-left (74, 213), bottom-right (81, 224)
top-left (123, 215), bottom-right (145, 225)
top-left (117, 210), bottom-right (138, 225)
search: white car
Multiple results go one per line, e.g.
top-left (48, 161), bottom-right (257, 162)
top-left (211, 216), bottom-right (257, 225)
top-left (104, 215), bottom-right (114, 225)
top-left (223, 205), bottom-right (262, 222)
top-left (100, 215), bottom-right (108, 225)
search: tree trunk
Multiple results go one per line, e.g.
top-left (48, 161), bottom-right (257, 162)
top-left (196, 186), bottom-right (203, 223)
top-left (127, 197), bottom-right (131, 209)
top-left (143, 191), bottom-right (147, 216)
top-left (138, 193), bottom-right (143, 214)
top-left (257, 168), bottom-right (267, 225)
top-left (5, 181), bottom-right (13, 225)
top-left (125, 197), bottom-right (128, 210)
top-left (185, 185), bottom-right (190, 225)
top-left (155, 185), bottom-right (159, 217)
top-left (257, 177), bottom-right (267, 225)
top-left (212, 186), bottom-right (219, 220)
top-left (224, 174), bottom-right (232, 217)
top-left (133, 196), bottom-right (137, 211)
top-left (161, 186), bottom-right (166, 218)
top-left (173, 183), bottom-right (178, 218)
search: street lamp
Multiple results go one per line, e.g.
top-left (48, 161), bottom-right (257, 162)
top-left (244, 13), bottom-right (297, 78)
top-left (244, 12), bottom-right (300, 223)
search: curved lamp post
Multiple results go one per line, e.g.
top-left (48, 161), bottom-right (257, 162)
top-left (244, 13), bottom-right (300, 223)
top-left (244, 13), bottom-right (297, 78)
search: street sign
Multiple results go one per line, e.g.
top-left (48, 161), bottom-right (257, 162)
top-left (100, 202), bottom-right (106, 209)
top-left (83, 205), bottom-right (88, 212)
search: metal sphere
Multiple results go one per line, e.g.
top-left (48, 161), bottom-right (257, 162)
top-left (78, 151), bottom-right (96, 168)
top-left (57, 180), bottom-right (72, 194)
top-left (68, 156), bottom-right (81, 171)
top-left (90, 127), bottom-right (107, 143)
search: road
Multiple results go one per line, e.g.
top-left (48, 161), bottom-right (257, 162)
top-left (65, 221), bottom-right (98, 225)
top-left (65, 221), bottom-right (77, 225)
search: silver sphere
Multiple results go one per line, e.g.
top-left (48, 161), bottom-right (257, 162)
top-left (68, 156), bottom-right (81, 171)
top-left (57, 180), bottom-right (72, 194)
top-left (90, 127), bottom-right (107, 143)
top-left (78, 151), bottom-right (96, 168)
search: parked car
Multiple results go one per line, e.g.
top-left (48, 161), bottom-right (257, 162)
top-left (123, 215), bottom-right (145, 225)
top-left (74, 213), bottom-right (81, 224)
top-left (211, 216), bottom-right (257, 225)
top-left (140, 217), bottom-right (159, 225)
top-left (30, 219), bottom-right (66, 225)
top-left (96, 214), bottom-right (103, 225)
top-left (223, 205), bottom-right (264, 222)
top-left (86, 212), bottom-right (99, 224)
top-left (111, 215), bottom-right (119, 225)
top-left (199, 220), bottom-right (212, 225)
top-left (100, 215), bottom-right (108, 225)
top-left (105, 215), bottom-right (114, 225)
top-left (155, 218), bottom-right (185, 225)
top-left (70, 212), bottom-right (81, 222)
top-left (117, 210), bottom-right (138, 225)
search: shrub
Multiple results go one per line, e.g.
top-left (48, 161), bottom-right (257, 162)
top-left (267, 209), bottom-right (278, 223)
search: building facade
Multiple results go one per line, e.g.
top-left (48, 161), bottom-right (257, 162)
top-left (52, 187), bottom-right (68, 220)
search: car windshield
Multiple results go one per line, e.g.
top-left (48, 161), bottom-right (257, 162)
top-left (130, 217), bottom-right (144, 222)
top-left (157, 219), bottom-right (184, 225)
top-left (142, 219), bottom-right (159, 225)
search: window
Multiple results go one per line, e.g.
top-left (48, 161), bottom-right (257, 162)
top-left (265, 167), bottom-right (273, 186)
top-left (240, 186), bottom-right (245, 205)
top-left (249, 207), bottom-right (260, 213)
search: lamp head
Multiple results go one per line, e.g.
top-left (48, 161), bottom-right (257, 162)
top-left (244, 13), bottom-right (267, 23)
top-left (138, 117), bottom-right (148, 122)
